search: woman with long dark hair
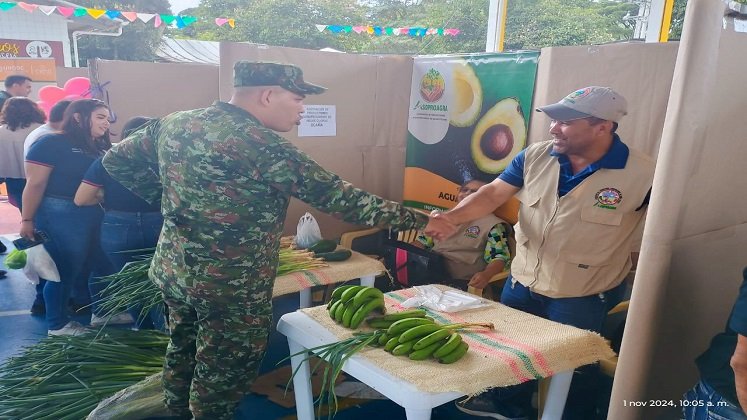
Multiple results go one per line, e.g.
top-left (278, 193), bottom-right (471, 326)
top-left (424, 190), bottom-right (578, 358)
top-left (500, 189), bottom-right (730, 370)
top-left (20, 99), bottom-right (113, 335)
top-left (0, 97), bottom-right (46, 210)
top-left (75, 116), bottom-right (165, 330)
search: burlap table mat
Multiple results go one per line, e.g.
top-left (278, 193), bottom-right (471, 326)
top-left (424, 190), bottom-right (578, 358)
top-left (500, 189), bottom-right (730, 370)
top-left (272, 250), bottom-right (385, 297)
top-left (299, 286), bottom-right (616, 395)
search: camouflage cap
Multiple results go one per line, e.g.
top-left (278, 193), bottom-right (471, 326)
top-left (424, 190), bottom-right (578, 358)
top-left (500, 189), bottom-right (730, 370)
top-left (233, 61), bottom-right (326, 95)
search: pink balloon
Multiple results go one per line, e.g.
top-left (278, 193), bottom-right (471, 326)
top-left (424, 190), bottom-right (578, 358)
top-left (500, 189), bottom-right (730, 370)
top-left (37, 85), bottom-right (67, 104)
top-left (37, 101), bottom-right (53, 118)
top-left (63, 77), bottom-right (91, 97)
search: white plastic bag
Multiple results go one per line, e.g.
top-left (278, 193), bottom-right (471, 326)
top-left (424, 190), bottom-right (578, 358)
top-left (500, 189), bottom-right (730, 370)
top-left (401, 285), bottom-right (490, 313)
top-left (23, 244), bottom-right (60, 285)
top-left (295, 212), bottom-right (322, 249)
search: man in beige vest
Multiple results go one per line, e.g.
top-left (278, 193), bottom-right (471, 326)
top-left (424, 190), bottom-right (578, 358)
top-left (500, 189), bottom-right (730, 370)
top-left (426, 86), bottom-right (655, 419)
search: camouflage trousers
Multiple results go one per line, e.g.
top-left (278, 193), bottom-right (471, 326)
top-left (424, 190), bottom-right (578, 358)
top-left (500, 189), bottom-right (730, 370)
top-left (159, 280), bottom-right (273, 420)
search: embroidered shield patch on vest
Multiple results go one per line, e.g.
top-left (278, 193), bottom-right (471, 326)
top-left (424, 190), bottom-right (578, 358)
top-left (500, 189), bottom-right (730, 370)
top-left (594, 187), bottom-right (622, 210)
top-left (464, 225), bottom-right (480, 239)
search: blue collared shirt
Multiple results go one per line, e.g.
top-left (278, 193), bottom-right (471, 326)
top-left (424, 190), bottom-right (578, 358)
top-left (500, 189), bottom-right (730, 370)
top-left (498, 134), bottom-right (630, 197)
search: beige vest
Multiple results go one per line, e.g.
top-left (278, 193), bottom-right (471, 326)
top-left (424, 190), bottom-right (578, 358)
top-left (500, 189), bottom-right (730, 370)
top-left (433, 214), bottom-right (503, 280)
top-left (512, 140), bottom-right (655, 297)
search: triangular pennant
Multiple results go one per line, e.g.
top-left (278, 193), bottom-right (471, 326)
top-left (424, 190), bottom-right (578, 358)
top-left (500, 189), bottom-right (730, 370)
top-left (0, 3), bottom-right (17, 12)
top-left (17, 2), bottom-right (38, 13)
top-left (153, 14), bottom-right (162, 27)
top-left (181, 16), bottom-right (197, 26)
top-left (56, 6), bottom-right (74, 17)
top-left (352, 26), bottom-right (364, 34)
top-left (328, 25), bottom-right (343, 33)
top-left (215, 17), bottom-right (228, 26)
top-left (105, 10), bottom-right (121, 19)
top-left (342, 26), bottom-right (352, 33)
top-left (74, 8), bottom-right (88, 17)
top-left (426, 28), bottom-right (437, 35)
top-left (398, 27), bottom-right (409, 36)
top-left (120, 11), bottom-right (137, 22)
top-left (366, 26), bottom-right (374, 34)
top-left (385, 27), bottom-right (394, 35)
top-left (160, 14), bottom-right (176, 25)
top-left (373, 26), bottom-right (383, 36)
top-left (227, 18), bottom-right (235, 28)
top-left (87, 8), bottom-right (107, 19)
top-left (38, 5), bottom-right (56, 15)
top-left (315, 24), bottom-right (327, 32)
top-left (451, 29), bottom-right (460, 36)
top-left (437, 28), bottom-right (444, 36)
top-left (175, 16), bottom-right (185, 28)
top-left (138, 13), bottom-right (155, 23)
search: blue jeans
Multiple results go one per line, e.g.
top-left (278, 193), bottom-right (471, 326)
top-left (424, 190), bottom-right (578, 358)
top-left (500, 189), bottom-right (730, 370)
top-left (683, 380), bottom-right (747, 419)
top-left (34, 197), bottom-right (105, 330)
top-left (501, 277), bottom-right (626, 332)
top-left (490, 277), bottom-right (627, 418)
top-left (98, 210), bottom-right (165, 330)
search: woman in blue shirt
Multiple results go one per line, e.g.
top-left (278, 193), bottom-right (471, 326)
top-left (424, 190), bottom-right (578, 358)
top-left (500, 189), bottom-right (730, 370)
top-left (21, 99), bottom-right (112, 336)
top-left (75, 116), bottom-right (165, 330)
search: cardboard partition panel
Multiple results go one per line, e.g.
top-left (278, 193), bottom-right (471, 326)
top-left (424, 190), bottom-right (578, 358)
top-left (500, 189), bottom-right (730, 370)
top-left (220, 43), bottom-right (414, 238)
top-left (89, 59), bottom-right (219, 143)
top-left (610, 0), bottom-right (747, 417)
top-left (529, 42), bottom-right (679, 158)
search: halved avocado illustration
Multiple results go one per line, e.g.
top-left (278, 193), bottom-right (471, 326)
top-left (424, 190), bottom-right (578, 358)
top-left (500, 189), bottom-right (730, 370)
top-left (471, 97), bottom-right (526, 174)
top-left (449, 62), bottom-right (482, 127)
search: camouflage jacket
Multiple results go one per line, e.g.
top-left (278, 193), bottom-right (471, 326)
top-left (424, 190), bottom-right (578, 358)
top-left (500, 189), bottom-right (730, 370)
top-left (103, 101), bottom-right (426, 295)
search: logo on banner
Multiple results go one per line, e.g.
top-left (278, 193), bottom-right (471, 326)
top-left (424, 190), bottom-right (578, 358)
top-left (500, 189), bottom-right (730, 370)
top-left (419, 68), bottom-right (445, 103)
top-left (594, 187), bottom-right (622, 209)
top-left (25, 41), bottom-right (53, 59)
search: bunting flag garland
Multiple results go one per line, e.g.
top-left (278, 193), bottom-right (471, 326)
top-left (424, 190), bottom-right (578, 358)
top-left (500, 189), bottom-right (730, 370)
top-left (316, 24), bottom-right (460, 37)
top-left (0, 1), bottom-right (236, 29)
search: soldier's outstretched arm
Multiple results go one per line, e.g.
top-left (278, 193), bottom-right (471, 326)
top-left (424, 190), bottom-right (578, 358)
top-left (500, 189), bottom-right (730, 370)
top-left (254, 135), bottom-right (428, 231)
top-left (102, 120), bottom-right (163, 205)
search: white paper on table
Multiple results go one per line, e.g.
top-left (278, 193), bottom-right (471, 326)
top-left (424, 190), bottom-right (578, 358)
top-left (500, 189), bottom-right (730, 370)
top-left (401, 285), bottom-right (490, 313)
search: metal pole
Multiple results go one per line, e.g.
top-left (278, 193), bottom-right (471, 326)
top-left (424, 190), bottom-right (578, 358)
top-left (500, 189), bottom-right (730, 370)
top-left (485, 0), bottom-right (508, 52)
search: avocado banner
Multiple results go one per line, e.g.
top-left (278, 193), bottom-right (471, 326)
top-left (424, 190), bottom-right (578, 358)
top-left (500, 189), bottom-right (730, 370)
top-left (404, 52), bottom-right (539, 211)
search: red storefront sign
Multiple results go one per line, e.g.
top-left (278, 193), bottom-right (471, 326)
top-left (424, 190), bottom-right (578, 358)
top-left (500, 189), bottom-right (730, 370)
top-left (0, 39), bottom-right (65, 66)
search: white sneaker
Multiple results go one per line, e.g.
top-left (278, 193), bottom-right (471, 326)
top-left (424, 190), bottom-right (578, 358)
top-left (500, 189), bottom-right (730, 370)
top-left (48, 321), bottom-right (89, 336)
top-left (91, 312), bottom-right (135, 327)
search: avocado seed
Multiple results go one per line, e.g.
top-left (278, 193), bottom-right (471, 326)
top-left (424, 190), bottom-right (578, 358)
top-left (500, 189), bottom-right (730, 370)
top-left (479, 124), bottom-right (514, 160)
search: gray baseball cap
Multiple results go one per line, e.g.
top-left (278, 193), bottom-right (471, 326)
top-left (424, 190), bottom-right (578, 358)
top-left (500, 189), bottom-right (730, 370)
top-left (537, 86), bottom-right (628, 122)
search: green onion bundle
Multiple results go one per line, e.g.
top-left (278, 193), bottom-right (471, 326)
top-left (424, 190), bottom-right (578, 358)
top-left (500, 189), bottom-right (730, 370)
top-left (282, 330), bottom-right (384, 419)
top-left (94, 243), bottom-right (327, 323)
top-left (94, 255), bottom-right (160, 324)
top-left (0, 329), bottom-right (168, 420)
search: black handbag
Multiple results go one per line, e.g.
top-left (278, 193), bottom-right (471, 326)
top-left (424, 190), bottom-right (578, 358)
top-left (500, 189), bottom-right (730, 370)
top-left (381, 239), bottom-right (448, 288)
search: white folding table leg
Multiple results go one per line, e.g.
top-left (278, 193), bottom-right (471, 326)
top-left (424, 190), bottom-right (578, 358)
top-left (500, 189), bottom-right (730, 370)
top-left (360, 274), bottom-right (375, 287)
top-left (288, 339), bottom-right (315, 420)
top-left (540, 370), bottom-right (574, 420)
top-left (299, 288), bottom-right (312, 308)
top-left (404, 407), bottom-right (433, 420)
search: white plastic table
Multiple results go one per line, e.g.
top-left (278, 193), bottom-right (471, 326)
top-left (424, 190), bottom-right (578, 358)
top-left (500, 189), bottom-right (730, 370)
top-left (277, 311), bottom-right (574, 420)
top-left (272, 250), bottom-right (383, 308)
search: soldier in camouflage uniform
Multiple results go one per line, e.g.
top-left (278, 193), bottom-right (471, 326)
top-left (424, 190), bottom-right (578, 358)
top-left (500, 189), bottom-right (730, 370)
top-left (102, 61), bottom-right (440, 419)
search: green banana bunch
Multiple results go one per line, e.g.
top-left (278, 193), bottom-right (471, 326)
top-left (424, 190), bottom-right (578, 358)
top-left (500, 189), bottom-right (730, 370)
top-left (327, 285), bottom-right (385, 329)
top-left (381, 320), bottom-right (494, 363)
